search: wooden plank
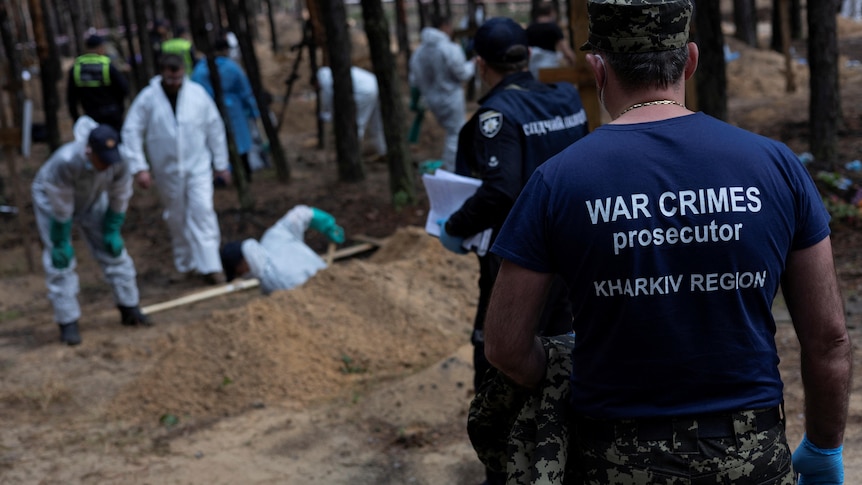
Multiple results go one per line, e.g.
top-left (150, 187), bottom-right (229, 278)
top-left (139, 241), bottom-right (380, 315)
top-left (325, 242), bottom-right (336, 265)
top-left (141, 278), bottom-right (261, 314)
top-left (351, 234), bottom-right (388, 247)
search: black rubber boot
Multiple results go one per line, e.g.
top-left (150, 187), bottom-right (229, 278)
top-left (59, 321), bottom-right (82, 346)
top-left (118, 305), bottom-right (152, 326)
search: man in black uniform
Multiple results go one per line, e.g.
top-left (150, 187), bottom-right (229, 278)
top-left (67, 35), bottom-right (130, 133)
top-left (435, 17), bottom-right (590, 485)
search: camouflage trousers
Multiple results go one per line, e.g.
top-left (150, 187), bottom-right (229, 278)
top-left (568, 409), bottom-right (795, 485)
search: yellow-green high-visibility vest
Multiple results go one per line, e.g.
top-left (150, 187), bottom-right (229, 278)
top-left (73, 53), bottom-right (111, 87)
top-left (161, 38), bottom-right (193, 73)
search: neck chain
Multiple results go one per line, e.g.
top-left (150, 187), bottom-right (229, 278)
top-left (619, 99), bottom-right (686, 116)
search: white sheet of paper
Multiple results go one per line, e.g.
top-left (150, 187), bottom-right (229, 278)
top-left (422, 169), bottom-right (493, 256)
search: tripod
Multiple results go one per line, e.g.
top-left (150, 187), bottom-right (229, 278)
top-left (276, 19), bottom-right (319, 142)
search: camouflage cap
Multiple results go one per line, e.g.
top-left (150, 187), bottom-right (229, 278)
top-left (580, 0), bottom-right (693, 53)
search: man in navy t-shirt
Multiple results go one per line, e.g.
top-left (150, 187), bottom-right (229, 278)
top-left (484, 1), bottom-right (851, 484)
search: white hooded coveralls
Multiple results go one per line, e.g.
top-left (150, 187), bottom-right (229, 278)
top-left (842, 0), bottom-right (862, 20)
top-left (31, 116), bottom-right (140, 324)
top-left (316, 66), bottom-right (387, 156)
top-left (408, 26), bottom-right (475, 170)
top-left (240, 205), bottom-right (327, 294)
top-left (121, 75), bottom-right (229, 275)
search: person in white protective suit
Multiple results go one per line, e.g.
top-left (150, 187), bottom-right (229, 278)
top-left (315, 65), bottom-right (387, 158)
top-left (842, 0), bottom-right (862, 20)
top-left (219, 205), bottom-right (345, 295)
top-left (32, 117), bottom-right (150, 346)
top-left (409, 13), bottom-right (475, 171)
top-left (121, 53), bottom-right (231, 286)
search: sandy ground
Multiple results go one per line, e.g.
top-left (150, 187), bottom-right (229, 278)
top-left (3, 6), bottom-right (862, 485)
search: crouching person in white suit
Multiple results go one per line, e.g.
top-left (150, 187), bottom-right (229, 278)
top-left (32, 116), bottom-right (150, 346)
top-left (219, 205), bottom-right (345, 295)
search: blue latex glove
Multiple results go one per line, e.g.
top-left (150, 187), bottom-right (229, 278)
top-left (793, 434), bottom-right (844, 485)
top-left (309, 207), bottom-right (345, 244)
top-left (102, 209), bottom-right (126, 257)
top-left (49, 218), bottom-right (74, 269)
top-left (437, 218), bottom-right (468, 254)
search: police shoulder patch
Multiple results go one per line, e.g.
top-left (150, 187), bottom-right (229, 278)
top-left (479, 110), bottom-right (503, 138)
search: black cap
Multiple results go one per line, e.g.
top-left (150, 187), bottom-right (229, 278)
top-left (473, 17), bottom-right (530, 64)
top-left (85, 34), bottom-right (104, 49)
top-left (220, 241), bottom-right (244, 282)
top-left (88, 125), bottom-right (121, 165)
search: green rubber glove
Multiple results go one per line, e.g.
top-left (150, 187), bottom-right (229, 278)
top-left (409, 86), bottom-right (422, 112)
top-left (309, 207), bottom-right (345, 244)
top-left (102, 209), bottom-right (126, 257)
top-left (49, 218), bottom-right (74, 269)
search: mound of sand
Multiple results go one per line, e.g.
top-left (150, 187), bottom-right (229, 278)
top-left (107, 227), bottom-right (479, 423)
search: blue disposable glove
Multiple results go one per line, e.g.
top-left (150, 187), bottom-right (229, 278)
top-left (309, 207), bottom-right (345, 244)
top-left (793, 434), bottom-right (844, 485)
top-left (49, 218), bottom-right (74, 269)
top-left (102, 209), bottom-right (126, 257)
top-left (437, 218), bottom-right (468, 254)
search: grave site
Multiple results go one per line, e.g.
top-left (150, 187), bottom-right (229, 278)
top-left (2, 5), bottom-right (862, 484)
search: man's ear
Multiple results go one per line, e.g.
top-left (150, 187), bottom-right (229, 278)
top-left (585, 53), bottom-right (605, 87)
top-left (684, 42), bottom-right (699, 80)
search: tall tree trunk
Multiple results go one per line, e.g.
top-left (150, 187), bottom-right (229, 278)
top-left (0, 2), bottom-right (23, 124)
top-left (770, 0), bottom-right (802, 52)
top-left (693, 0), bottom-right (727, 120)
top-left (361, 0), bottom-right (415, 206)
top-left (133, 0), bottom-right (156, 82)
top-left (120, 0), bottom-right (142, 92)
top-left (30, 0), bottom-right (62, 149)
top-left (67, 0), bottom-right (84, 55)
top-left (790, 0), bottom-right (802, 40)
top-left (263, 0), bottom-right (278, 52)
top-left (733, 0), bottom-right (757, 46)
top-left (148, 0), bottom-right (158, 23)
top-left (101, 0), bottom-right (119, 33)
top-left (395, 0), bottom-right (410, 74)
top-left (418, 0), bottom-right (428, 30)
top-left (808, 0), bottom-right (841, 167)
top-left (225, 0), bottom-right (291, 182)
top-left (319, 0), bottom-right (363, 182)
top-left (188, 0), bottom-right (255, 210)
top-left (164, 0), bottom-right (181, 31)
top-left (48, 0), bottom-right (69, 57)
top-left (431, 0), bottom-right (441, 23)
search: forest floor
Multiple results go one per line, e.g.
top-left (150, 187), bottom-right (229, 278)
top-left (3, 7), bottom-right (862, 485)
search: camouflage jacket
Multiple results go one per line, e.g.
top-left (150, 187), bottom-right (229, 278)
top-left (468, 334), bottom-right (575, 485)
